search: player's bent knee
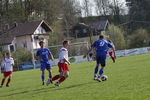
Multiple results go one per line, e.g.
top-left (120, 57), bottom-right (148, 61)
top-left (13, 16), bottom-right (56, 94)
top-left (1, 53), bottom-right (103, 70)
top-left (62, 71), bottom-right (69, 78)
top-left (65, 71), bottom-right (69, 78)
top-left (9, 75), bottom-right (12, 78)
top-left (65, 74), bottom-right (69, 78)
top-left (65, 73), bottom-right (69, 78)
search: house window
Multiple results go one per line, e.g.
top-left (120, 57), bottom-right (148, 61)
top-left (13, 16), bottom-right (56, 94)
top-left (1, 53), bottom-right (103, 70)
top-left (41, 28), bottom-right (46, 34)
top-left (38, 27), bottom-right (46, 34)
top-left (83, 29), bottom-right (87, 33)
top-left (10, 45), bottom-right (14, 52)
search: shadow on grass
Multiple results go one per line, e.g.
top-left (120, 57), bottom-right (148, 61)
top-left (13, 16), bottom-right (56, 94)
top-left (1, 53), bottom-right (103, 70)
top-left (0, 87), bottom-right (54, 97)
top-left (0, 81), bottom-right (97, 97)
top-left (56, 82), bottom-right (95, 90)
top-left (35, 81), bottom-right (96, 94)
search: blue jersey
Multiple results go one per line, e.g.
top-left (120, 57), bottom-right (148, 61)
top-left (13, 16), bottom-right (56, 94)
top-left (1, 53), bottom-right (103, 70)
top-left (92, 39), bottom-right (112, 56)
top-left (36, 48), bottom-right (51, 64)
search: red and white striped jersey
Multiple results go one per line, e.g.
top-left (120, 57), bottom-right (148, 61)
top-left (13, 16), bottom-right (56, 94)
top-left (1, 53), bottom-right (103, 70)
top-left (108, 43), bottom-right (115, 52)
top-left (59, 47), bottom-right (68, 63)
top-left (1, 57), bottom-right (14, 72)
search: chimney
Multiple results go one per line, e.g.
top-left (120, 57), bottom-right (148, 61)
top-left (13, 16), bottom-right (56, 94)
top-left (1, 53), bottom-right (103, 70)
top-left (14, 22), bottom-right (18, 27)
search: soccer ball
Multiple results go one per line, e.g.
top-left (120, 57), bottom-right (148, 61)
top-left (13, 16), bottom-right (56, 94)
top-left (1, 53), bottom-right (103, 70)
top-left (101, 75), bottom-right (108, 81)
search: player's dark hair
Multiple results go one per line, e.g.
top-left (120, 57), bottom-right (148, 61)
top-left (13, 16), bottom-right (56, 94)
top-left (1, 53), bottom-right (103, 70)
top-left (99, 35), bottom-right (104, 39)
top-left (39, 41), bottom-right (44, 45)
top-left (5, 52), bottom-right (11, 57)
top-left (63, 40), bottom-right (69, 46)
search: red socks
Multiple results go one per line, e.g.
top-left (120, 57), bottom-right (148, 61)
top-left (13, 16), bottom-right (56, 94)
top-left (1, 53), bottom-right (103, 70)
top-left (52, 75), bottom-right (66, 84)
top-left (112, 57), bottom-right (115, 63)
top-left (52, 75), bottom-right (66, 83)
top-left (52, 75), bottom-right (60, 81)
top-left (58, 76), bottom-right (66, 83)
top-left (1, 78), bottom-right (5, 86)
top-left (1, 78), bottom-right (11, 86)
top-left (6, 78), bottom-right (11, 85)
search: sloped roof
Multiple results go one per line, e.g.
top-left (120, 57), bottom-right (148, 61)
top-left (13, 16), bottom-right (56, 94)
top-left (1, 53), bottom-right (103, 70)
top-left (90, 20), bottom-right (109, 31)
top-left (0, 20), bottom-right (52, 45)
top-left (73, 20), bottom-right (109, 31)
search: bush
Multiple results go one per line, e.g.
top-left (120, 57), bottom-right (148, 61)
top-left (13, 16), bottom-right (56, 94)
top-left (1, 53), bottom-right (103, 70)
top-left (69, 57), bottom-right (76, 63)
top-left (129, 28), bottom-right (149, 48)
top-left (107, 24), bottom-right (126, 50)
top-left (49, 47), bottom-right (61, 58)
top-left (69, 44), bottom-right (88, 56)
top-left (12, 48), bottom-right (32, 65)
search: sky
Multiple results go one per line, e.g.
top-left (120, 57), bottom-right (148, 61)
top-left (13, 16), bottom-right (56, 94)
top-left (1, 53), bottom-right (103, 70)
top-left (77, 0), bottom-right (128, 16)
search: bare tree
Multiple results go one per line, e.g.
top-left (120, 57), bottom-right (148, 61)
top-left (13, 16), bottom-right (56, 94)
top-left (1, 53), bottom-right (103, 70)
top-left (0, 0), bottom-right (3, 33)
top-left (94, 0), bottom-right (110, 16)
top-left (82, 0), bottom-right (92, 17)
top-left (109, 0), bottom-right (127, 24)
top-left (94, 0), bottom-right (126, 23)
top-left (59, 0), bottom-right (80, 37)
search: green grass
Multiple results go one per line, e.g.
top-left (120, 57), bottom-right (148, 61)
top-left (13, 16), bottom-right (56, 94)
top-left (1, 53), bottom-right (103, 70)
top-left (0, 54), bottom-right (150, 100)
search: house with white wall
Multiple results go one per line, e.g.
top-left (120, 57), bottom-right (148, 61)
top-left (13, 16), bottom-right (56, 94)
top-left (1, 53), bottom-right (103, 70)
top-left (0, 20), bottom-right (53, 52)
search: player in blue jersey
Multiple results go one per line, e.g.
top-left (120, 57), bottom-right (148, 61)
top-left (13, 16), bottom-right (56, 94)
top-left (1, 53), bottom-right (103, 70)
top-left (36, 41), bottom-right (54, 85)
top-left (84, 35), bottom-right (115, 82)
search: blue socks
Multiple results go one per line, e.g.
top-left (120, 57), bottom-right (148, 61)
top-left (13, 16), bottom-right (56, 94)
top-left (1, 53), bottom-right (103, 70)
top-left (98, 68), bottom-right (104, 78)
top-left (94, 65), bottom-right (105, 78)
top-left (49, 73), bottom-right (52, 79)
top-left (41, 74), bottom-right (45, 82)
top-left (94, 66), bottom-right (99, 77)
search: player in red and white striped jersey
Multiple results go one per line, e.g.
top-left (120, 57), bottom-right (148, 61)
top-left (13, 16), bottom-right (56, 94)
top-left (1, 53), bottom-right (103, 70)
top-left (108, 40), bottom-right (116, 63)
top-left (52, 40), bottom-right (70, 86)
top-left (0, 52), bottom-right (14, 87)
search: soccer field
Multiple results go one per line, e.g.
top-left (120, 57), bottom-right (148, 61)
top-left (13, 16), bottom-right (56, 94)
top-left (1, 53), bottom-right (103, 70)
top-left (0, 54), bottom-right (150, 100)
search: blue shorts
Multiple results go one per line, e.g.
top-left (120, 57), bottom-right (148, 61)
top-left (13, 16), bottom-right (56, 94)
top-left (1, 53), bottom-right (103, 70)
top-left (96, 55), bottom-right (106, 66)
top-left (40, 62), bottom-right (52, 71)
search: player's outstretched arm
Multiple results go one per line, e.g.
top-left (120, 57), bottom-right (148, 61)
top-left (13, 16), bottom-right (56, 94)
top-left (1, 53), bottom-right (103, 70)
top-left (64, 58), bottom-right (70, 65)
top-left (1, 60), bottom-right (5, 68)
top-left (36, 50), bottom-right (42, 61)
top-left (49, 53), bottom-right (54, 61)
top-left (11, 58), bottom-right (15, 66)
